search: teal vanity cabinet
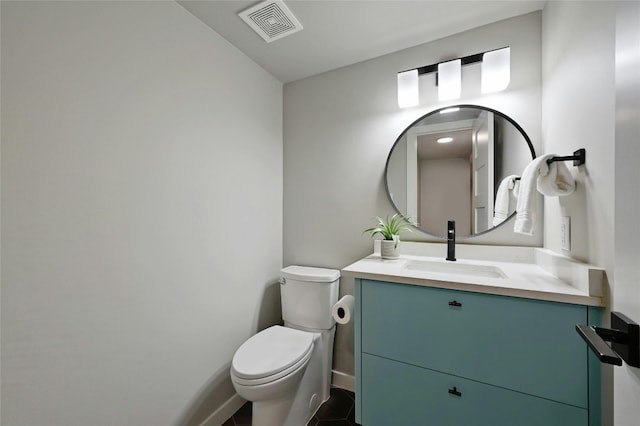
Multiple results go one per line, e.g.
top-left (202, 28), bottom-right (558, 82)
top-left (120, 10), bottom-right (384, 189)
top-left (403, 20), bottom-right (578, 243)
top-left (354, 279), bottom-right (602, 426)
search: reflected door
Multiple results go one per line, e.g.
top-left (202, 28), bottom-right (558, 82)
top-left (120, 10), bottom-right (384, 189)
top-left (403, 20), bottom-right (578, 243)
top-left (471, 111), bottom-right (495, 233)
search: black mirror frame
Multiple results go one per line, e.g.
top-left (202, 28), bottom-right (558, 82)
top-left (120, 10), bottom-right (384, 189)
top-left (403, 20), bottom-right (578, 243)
top-left (384, 104), bottom-right (536, 239)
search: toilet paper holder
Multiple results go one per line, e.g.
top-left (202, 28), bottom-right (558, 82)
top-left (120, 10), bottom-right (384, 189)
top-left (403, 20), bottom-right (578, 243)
top-left (576, 312), bottom-right (639, 367)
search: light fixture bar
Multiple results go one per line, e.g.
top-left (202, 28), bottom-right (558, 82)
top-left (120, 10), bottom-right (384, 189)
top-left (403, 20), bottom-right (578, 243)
top-left (396, 46), bottom-right (510, 108)
top-left (399, 47), bottom-right (508, 76)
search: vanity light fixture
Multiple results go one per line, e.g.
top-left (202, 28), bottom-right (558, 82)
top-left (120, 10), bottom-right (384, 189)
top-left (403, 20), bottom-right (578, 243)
top-left (437, 59), bottom-right (461, 101)
top-left (397, 69), bottom-right (419, 108)
top-left (437, 137), bottom-right (454, 144)
top-left (397, 46), bottom-right (510, 108)
top-left (481, 47), bottom-right (511, 93)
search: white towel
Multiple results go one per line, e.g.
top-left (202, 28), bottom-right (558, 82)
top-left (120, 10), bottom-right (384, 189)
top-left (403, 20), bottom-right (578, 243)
top-left (514, 155), bottom-right (576, 235)
top-left (537, 159), bottom-right (576, 196)
top-left (514, 155), bottom-right (551, 235)
top-left (493, 174), bottom-right (519, 226)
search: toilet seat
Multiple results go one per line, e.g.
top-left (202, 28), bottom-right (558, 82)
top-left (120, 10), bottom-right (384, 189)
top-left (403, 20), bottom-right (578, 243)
top-left (231, 326), bottom-right (314, 386)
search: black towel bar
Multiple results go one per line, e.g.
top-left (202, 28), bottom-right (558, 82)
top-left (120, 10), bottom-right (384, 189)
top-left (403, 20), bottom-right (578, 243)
top-left (547, 148), bottom-right (586, 166)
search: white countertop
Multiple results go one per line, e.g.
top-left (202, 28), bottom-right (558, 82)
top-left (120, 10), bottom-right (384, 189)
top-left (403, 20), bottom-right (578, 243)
top-left (342, 243), bottom-right (605, 307)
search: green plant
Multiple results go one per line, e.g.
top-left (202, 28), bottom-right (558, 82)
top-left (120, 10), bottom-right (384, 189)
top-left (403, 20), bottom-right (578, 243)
top-left (364, 214), bottom-right (416, 248)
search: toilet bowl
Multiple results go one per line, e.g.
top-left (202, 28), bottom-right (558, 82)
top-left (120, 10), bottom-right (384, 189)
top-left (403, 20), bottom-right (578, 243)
top-left (231, 325), bottom-right (314, 401)
top-left (231, 325), bottom-right (325, 426)
top-left (230, 266), bottom-right (340, 426)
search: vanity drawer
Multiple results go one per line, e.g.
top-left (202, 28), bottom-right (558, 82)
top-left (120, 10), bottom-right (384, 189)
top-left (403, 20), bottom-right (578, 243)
top-left (360, 279), bottom-right (588, 407)
top-left (361, 353), bottom-right (587, 426)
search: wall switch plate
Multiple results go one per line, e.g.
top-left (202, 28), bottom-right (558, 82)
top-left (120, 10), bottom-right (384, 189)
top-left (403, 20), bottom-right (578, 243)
top-left (561, 216), bottom-right (571, 251)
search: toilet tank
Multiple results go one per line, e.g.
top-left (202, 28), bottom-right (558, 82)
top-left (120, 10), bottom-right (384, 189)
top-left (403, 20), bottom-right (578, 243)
top-left (280, 266), bottom-right (340, 330)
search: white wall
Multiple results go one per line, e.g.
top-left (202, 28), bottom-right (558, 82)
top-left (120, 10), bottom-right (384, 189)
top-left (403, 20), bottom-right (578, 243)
top-left (284, 12), bottom-right (542, 381)
top-left (614, 2), bottom-right (640, 424)
top-left (540, 2), bottom-right (640, 425)
top-left (1, 2), bottom-right (283, 425)
top-left (541, 1), bottom-right (615, 264)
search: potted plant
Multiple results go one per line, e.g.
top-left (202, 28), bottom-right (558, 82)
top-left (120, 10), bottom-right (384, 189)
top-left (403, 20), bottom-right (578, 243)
top-left (364, 214), bottom-right (416, 259)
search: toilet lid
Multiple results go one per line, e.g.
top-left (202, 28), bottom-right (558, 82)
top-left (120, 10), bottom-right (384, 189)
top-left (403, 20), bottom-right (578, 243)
top-left (231, 325), bottom-right (313, 381)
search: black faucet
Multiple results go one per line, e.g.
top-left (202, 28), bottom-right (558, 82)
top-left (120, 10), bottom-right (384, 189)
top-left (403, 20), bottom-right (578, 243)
top-left (446, 220), bottom-right (456, 261)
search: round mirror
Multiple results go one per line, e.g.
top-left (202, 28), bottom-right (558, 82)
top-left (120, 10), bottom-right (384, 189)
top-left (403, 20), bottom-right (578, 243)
top-left (385, 105), bottom-right (535, 238)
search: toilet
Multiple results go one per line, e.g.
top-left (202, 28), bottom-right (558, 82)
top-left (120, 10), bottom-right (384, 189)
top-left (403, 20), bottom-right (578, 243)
top-left (230, 265), bottom-right (340, 426)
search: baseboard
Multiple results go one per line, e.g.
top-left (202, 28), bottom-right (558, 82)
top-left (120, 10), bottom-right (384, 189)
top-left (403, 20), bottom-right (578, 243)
top-left (331, 370), bottom-right (355, 392)
top-left (198, 393), bottom-right (246, 426)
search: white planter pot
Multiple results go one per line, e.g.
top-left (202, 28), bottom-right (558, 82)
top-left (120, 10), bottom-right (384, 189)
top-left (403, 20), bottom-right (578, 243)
top-left (380, 240), bottom-right (399, 259)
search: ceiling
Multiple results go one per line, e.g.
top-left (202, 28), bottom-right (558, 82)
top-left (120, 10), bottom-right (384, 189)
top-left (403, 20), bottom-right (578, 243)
top-left (178, 0), bottom-right (546, 83)
top-left (418, 129), bottom-right (473, 160)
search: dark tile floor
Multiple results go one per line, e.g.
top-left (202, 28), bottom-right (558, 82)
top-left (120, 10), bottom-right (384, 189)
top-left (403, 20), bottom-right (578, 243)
top-left (223, 387), bottom-right (359, 426)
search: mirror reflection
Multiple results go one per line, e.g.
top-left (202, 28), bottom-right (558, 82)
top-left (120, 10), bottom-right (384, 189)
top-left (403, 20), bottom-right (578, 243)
top-left (385, 105), bottom-right (535, 238)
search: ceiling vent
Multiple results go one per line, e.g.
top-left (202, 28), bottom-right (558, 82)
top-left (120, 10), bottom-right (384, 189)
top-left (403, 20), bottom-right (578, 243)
top-left (239, 0), bottom-right (303, 43)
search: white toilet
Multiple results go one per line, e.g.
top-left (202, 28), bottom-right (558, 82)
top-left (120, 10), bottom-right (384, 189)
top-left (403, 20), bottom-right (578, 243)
top-left (230, 265), bottom-right (340, 426)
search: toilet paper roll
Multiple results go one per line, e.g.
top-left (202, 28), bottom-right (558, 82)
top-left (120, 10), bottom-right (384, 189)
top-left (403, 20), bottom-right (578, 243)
top-left (332, 295), bottom-right (355, 325)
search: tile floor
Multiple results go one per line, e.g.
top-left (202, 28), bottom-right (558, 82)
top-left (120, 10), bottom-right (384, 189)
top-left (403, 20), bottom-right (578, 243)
top-left (222, 387), bottom-right (358, 426)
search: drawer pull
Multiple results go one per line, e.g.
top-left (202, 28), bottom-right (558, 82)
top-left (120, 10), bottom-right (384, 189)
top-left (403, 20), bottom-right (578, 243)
top-left (448, 386), bottom-right (462, 397)
top-left (448, 300), bottom-right (462, 307)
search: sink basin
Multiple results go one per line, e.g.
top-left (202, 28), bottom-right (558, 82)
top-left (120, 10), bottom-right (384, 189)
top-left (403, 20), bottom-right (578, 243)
top-left (404, 260), bottom-right (507, 279)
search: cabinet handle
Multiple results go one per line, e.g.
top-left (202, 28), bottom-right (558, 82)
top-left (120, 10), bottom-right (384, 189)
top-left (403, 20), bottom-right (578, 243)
top-left (448, 386), bottom-right (462, 397)
top-left (448, 300), bottom-right (462, 307)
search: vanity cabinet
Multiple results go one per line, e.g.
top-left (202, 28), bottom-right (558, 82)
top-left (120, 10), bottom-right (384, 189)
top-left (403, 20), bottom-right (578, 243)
top-left (354, 279), bottom-right (602, 426)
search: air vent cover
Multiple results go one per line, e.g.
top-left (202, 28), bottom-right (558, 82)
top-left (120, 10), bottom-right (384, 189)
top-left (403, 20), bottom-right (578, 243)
top-left (239, 0), bottom-right (303, 43)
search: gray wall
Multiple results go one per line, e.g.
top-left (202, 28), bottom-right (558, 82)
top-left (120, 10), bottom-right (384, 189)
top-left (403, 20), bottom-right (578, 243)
top-left (542, 1), bottom-right (615, 265)
top-left (542, 2), bottom-right (640, 423)
top-left (284, 12), bottom-right (542, 379)
top-left (420, 158), bottom-right (471, 235)
top-left (613, 2), bottom-right (640, 424)
top-left (1, 2), bottom-right (282, 425)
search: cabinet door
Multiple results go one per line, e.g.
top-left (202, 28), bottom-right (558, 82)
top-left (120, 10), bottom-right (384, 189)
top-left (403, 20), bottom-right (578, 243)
top-left (361, 280), bottom-right (588, 407)
top-left (362, 353), bottom-right (587, 426)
